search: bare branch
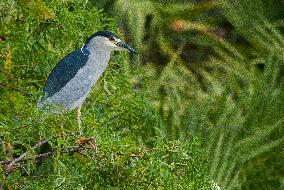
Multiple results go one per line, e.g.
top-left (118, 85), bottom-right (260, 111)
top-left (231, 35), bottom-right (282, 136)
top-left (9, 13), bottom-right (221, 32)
top-left (4, 139), bottom-right (49, 174)
top-left (1, 135), bottom-right (97, 179)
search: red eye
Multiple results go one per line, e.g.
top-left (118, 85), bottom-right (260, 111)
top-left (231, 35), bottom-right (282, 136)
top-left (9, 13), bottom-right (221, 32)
top-left (109, 36), bottom-right (115, 41)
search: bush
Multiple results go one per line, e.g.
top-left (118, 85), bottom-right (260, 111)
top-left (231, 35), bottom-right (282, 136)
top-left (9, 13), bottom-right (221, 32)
top-left (0, 0), bottom-right (210, 189)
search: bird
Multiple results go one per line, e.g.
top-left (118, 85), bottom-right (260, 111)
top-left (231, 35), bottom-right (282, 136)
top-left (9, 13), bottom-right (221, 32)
top-left (39, 30), bottom-right (137, 138)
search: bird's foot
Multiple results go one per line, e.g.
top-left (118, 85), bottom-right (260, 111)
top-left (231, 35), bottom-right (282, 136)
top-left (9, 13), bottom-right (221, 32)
top-left (76, 136), bottom-right (97, 151)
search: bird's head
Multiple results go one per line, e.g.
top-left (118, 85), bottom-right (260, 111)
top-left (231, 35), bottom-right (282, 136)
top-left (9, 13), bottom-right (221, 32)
top-left (84, 31), bottom-right (137, 54)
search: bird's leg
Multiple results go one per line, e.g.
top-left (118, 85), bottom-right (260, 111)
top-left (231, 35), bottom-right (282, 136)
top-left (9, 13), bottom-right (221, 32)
top-left (77, 106), bottom-right (83, 137)
top-left (76, 106), bottom-right (97, 151)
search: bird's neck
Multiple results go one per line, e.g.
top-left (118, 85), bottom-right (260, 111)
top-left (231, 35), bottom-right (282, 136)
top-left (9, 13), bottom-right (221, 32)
top-left (83, 43), bottom-right (111, 80)
top-left (89, 48), bottom-right (110, 66)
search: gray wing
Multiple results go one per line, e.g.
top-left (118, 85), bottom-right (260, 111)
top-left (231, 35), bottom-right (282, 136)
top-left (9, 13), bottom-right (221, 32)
top-left (43, 48), bottom-right (90, 98)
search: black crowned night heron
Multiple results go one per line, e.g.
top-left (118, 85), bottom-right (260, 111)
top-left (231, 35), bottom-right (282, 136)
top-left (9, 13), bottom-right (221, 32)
top-left (39, 31), bottom-right (136, 137)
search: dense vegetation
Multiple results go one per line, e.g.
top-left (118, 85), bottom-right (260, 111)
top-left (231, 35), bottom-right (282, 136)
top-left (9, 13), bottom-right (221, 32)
top-left (1, 0), bottom-right (283, 189)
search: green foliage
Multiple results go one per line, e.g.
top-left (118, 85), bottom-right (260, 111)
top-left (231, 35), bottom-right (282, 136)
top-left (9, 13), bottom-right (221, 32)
top-left (111, 0), bottom-right (284, 189)
top-left (0, 0), bottom-right (210, 189)
top-left (1, 0), bottom-right (284, 189)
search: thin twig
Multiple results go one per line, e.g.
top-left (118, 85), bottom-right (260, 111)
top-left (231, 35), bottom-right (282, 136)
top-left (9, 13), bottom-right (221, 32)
top-left (1, 145), bottom-right (95, 174)
top-left (4, 139), bottom-right (48, 174)
top-left (0, 144), bottom-right (96, 190)
top-left (1, 134), bottom-right (97, 175)
top-left (0, 132), bottom-right (79, 166)
top-left (0, 134), bottom-right (98, 189)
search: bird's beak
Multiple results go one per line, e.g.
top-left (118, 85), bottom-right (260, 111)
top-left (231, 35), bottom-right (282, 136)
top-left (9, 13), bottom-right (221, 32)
top-left (116, 41), bottom-right (137, 54)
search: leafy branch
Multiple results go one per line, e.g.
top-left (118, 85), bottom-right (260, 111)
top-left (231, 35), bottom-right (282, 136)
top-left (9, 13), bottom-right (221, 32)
top-left (0, 136), bottom-right (97, 189)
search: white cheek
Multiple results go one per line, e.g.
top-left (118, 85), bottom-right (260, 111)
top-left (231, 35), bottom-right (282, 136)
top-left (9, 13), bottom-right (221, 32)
top-left (106, 41), bottom-right (117, 48)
